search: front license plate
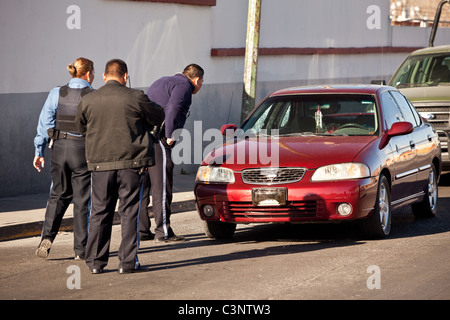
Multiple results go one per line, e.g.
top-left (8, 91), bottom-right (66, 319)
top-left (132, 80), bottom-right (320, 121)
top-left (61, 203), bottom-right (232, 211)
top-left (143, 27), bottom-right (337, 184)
top-left (252, 188), bottom-right (287, 207)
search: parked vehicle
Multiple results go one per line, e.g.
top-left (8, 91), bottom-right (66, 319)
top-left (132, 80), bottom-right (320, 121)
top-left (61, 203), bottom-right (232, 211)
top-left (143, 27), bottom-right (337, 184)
top-left (194, 85), bottom-right (442, 239)
top-left (388, 45), bottom-right (450, 169)
top-left (388, 0), bottom-right (450, 169)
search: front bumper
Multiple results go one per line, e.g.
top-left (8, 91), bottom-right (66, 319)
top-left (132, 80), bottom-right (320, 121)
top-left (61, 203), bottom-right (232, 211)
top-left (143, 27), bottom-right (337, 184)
top-left (194, 172), bottom-right (379, 224)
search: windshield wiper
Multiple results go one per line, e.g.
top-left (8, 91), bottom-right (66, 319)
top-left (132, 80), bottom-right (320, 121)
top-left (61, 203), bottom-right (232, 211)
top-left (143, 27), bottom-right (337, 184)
top-left (315, 132), bottom-right (349, 136)
top-left (277, 132), bottom-right (317, 137)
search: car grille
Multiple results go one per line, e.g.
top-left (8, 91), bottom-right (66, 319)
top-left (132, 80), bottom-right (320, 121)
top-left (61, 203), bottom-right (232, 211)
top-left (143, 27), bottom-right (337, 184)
top-left (241, 167), bottom-right (306, 185)
top-left (415, 106), bottom-right (450, 152)
top-left (415, 106), bottom-right (450, 129)
top-left (222, 200), bottom-right (323, 222)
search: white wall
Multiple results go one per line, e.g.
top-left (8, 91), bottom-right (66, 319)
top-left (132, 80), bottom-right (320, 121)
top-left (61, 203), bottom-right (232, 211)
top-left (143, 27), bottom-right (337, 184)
top-left (0, 0), bottom-right (449, 196)
top-left (1, 0), bottom-right (449, 94)
top-left (210, 0), bottom-right (449, 87)
top-left (0, 0), bottom-right (212, 94)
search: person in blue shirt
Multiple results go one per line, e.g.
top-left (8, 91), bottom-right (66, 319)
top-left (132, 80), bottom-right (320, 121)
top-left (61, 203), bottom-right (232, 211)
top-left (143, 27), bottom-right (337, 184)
top-left (33, 57), bottom-right (95, 260)
top-left (139, 64), bottom-right (204, 242)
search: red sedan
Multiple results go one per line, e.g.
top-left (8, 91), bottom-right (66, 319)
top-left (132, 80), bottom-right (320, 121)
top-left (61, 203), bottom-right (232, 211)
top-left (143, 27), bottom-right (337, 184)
top-left (194, 85), bottom-right (442, 239)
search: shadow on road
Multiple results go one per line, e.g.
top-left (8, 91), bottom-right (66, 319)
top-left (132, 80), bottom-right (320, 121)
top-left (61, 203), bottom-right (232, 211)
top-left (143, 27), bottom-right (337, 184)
top-left (439, 171), bottom-right (450, 186)
top-left (131, 189), bottom-right (450, 272)
top-left (136, 233), bottom-right (363, 272)
top-left (48, 172), bottom-right (450, 271)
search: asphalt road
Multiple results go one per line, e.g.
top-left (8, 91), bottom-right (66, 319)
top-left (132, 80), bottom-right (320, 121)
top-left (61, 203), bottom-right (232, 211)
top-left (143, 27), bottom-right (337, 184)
top-left (1, 173), bottom-right (449, 305)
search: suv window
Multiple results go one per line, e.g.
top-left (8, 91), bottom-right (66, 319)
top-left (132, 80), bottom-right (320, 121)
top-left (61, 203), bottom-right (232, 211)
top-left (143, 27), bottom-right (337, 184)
top-left (390, 53), bottom-right (450, 88)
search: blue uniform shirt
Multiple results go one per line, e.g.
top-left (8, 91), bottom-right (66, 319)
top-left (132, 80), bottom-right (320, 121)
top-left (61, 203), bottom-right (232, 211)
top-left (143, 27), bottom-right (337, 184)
top-left (34, 78), bottom-right (93, 157)
top-left (146, 73), bottom-right (194, 140)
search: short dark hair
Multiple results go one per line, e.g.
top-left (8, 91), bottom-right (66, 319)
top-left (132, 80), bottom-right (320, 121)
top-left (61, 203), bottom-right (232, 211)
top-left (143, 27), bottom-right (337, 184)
top-left (183, 64), bottom-right (204, 79)
top-left (104, 59), bottom-right (128, 78)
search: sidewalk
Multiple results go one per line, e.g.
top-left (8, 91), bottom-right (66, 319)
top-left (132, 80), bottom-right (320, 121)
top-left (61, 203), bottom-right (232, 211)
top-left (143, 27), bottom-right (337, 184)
top-left (0, 173), bottom-right (196, 242)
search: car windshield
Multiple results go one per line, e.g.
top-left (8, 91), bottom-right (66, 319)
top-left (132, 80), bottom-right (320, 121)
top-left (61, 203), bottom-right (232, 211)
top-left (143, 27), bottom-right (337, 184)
top-left (390, 53), bottom-right (450, 88)
top-left (241, 94), bottom-right (378, 136)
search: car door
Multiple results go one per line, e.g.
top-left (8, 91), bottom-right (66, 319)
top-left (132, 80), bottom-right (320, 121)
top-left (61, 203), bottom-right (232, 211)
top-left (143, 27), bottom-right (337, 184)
top-left (391, 91), bottom-right (434, 193)
top-left (380, 91), bottom-right (417, 204)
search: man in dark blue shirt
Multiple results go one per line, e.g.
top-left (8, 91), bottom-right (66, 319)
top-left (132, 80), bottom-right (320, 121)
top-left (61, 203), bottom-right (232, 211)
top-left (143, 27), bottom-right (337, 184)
top-left (140, 64), bottom-right (204, 242)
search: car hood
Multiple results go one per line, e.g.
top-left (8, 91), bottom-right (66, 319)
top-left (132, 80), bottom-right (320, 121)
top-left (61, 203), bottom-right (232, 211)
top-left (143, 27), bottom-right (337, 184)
top-left (398, 86), bottom-right (450, 103)
top-left (203, 135), bottom-right (377, 170)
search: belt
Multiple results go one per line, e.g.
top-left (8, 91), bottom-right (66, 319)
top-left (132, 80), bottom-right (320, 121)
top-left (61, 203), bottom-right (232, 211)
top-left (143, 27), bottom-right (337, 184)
top-left (58, 131), bottom-right (85, 140)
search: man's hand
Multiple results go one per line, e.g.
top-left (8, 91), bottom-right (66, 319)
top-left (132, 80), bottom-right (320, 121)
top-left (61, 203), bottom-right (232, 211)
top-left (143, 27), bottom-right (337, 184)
top-left (33, 156), bottom-right (45, 172)
top-left (166, 138), bottom-right (175, 146)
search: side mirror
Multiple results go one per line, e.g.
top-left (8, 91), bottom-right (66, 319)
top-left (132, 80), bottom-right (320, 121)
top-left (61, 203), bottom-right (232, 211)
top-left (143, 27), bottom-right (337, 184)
top-left (379, 121), bottom-right (414, 149)
top-left (220, 124), bottom-right (238, 136)
top-left (388, 121), bottom-right (414, 137)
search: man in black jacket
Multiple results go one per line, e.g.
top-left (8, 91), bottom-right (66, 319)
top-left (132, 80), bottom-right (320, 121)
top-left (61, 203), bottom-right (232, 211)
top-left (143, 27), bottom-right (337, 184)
top-left (75, 59), bottom-right (164, 274)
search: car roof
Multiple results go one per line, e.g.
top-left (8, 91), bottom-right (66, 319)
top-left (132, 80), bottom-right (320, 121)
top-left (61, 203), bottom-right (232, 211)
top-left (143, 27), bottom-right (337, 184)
top-left (408, 45), bottom-right (450, 56)
top-left (269, 84), bottom-right (392, 97)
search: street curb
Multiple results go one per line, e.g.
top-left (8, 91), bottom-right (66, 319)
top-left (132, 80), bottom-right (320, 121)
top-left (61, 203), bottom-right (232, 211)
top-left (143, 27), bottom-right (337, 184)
top-left (0, 200), bottom-right (196, 242)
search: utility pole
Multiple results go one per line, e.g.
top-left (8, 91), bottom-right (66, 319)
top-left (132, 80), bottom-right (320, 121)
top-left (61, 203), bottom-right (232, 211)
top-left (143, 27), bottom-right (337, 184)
top-left (429, 0), bottom-right (450, 47)
top-left (241, 0), bottom-right (261, 122)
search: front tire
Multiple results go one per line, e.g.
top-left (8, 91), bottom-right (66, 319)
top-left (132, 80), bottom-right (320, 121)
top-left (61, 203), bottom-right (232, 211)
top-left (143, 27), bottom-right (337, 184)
top-left (361, 174), bottom-right (391, 238)
top-left (203, 220), bottom-right (236, 239)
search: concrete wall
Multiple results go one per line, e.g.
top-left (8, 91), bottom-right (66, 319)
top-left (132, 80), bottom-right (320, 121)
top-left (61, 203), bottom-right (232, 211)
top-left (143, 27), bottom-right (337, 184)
top-left (1, 0), bottom-right (449, 197)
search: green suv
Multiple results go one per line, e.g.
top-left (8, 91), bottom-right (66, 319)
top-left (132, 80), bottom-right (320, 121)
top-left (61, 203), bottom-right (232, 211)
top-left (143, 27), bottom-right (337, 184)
top-left (388, 45), bottom-right (450, 169)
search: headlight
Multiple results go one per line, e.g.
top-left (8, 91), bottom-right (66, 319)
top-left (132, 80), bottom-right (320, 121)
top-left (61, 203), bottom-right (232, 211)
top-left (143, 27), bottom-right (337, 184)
top-left (311, 163), bottom-right (370, 181)
top-left (196, 166), bottom-right (235, 184)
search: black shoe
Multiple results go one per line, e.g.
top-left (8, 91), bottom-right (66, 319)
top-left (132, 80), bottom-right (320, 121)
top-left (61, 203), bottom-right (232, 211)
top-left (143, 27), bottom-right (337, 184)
top-left (154, 235), bottom-right (186, 243)
top-left (90, 268), bottom-right (103, 274)
top-left (154, 237), bottom-right (166, 243)
top-left (36, 239), bottom-right (52, 258)
top-left (167, 235), bottom-right (186, 242)
top-left (118, 265), bottom-right (149, 274)
top-left (139, 233), bottom-right (155, 241)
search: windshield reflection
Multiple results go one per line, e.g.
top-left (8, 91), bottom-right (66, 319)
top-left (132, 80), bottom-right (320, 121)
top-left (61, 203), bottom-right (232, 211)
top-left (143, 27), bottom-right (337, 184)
top-left (241, 94), bottom-right (379, 137)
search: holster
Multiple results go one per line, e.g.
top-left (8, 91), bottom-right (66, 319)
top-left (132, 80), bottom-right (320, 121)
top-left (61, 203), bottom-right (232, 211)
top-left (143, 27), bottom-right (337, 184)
top-left (149, 121), bottom-right (165, 141)
top-left (49, 127), bottom-right (63, 138)
top-left (47, 128), bottom-right (58, 148)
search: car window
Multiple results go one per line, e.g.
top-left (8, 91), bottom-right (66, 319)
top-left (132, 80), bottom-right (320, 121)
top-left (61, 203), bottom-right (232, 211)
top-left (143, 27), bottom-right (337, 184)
top-left (390, 91), bottom-right (419, 127)
top-left (242, 94), bottom-right (378, 136)
top-left (390, 53), bottom-right (450, 88)
top-left (380, 91), bottom-right (405, 129)
top-left (250, 101), bottom-right (290, 133)
top-left (407, 99), bottom-right (422, 126)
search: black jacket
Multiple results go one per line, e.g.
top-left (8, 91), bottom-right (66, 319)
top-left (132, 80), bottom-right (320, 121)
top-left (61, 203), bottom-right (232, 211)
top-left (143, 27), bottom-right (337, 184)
top-left (75, 80), bottom-right (164, 171)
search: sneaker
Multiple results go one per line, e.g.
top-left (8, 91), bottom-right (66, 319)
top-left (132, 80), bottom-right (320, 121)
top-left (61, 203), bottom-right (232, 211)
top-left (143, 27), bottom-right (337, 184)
top-left (36, 239), bottom-right (52, 258)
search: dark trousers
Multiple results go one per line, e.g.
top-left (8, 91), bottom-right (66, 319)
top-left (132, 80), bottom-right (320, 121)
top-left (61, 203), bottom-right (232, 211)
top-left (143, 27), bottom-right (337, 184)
top-left (145, 139), bottom-right (175, 240)
top-left (85, 169), bottom-right (144, 270)
top-left (138, 172), bottom-right (152, 236)
top-left (41, 138), bottom-right (90, 257)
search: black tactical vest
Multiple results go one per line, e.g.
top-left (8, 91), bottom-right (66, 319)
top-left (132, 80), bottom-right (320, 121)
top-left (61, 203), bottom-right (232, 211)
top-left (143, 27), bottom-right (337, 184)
top-left (55, 85), bottom-right (93, 133)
